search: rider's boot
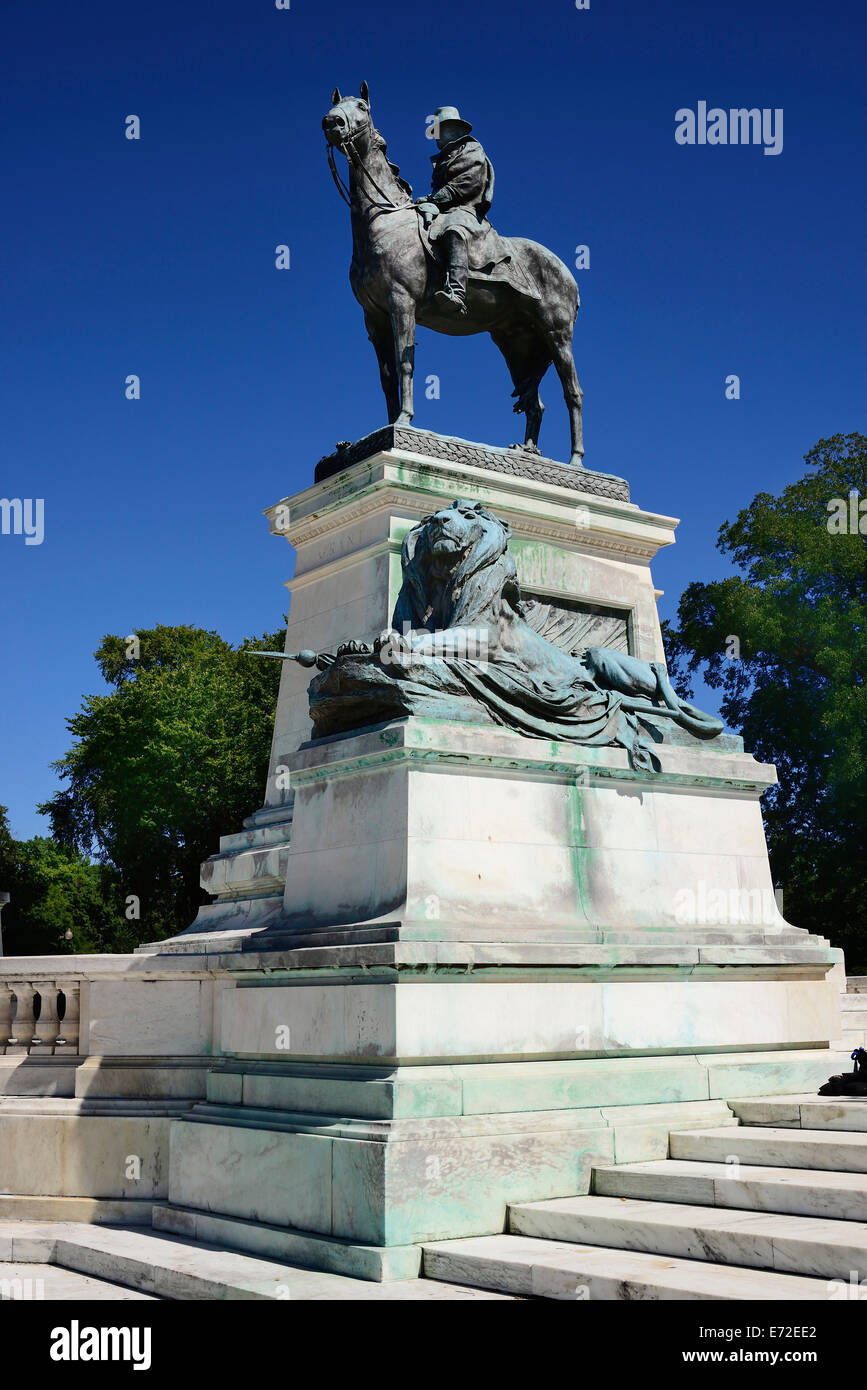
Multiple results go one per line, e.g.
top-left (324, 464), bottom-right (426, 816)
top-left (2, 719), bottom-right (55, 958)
top-left (433, 231), bottom-right (468, 315)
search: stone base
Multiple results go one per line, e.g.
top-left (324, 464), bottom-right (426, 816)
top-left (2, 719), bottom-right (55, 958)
top-left (0, 424), bottom-right (848, 1283)
top-left (0, 1097), bottom-right (193, 1200)
top-left (203, 1050), bottom-right (852, 1121)
top-left (0, 943), bottom-right (846, 1279)
top-left (313, 424), bottom-right (631, 497)
top-left (159, 1047), bottom-right (847, 1272)
top-left (180, 425), bottom-right (677, 943)
top-left (186, 805), bottom-right (294, 941)
top-left (165, 1093), bottom-right (734, 1251)
top-left (255, 718), bottom-right (829, 951)
top-left (0, 1196), bottom-right (154, 1225)
top-left (217, 971), bottom-right (839, 1063)
top-left (153, 1204), bottom-right (422, 1282)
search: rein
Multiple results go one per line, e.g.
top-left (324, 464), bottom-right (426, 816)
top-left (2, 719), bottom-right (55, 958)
top-left (326, 142), bottom-right (353, 206)
top-left (325, 119), bottom-right (413, 214)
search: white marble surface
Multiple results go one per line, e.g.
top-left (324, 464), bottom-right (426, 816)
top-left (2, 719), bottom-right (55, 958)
top-left (671, 1124), bottom-right (867, 1171)
top-left (731, 1095), bottom-right (867, 1132)
top-left (0, 1112), bottom-right (169, 1197)
top-left (194, 441), bottom-right (682, 934)
top-left (510, 1193), bottom-right (867, 1280)
top-left (595, 1157), bottom-right (867, 1220)
top-left (0, 1223), bottom-right (510, 1300)
top-left (279, 720), bottom-right (788, 936)
top-left (220, 976), bottom-right (840, 1062)
top-left (0, 1262), bottom-right (157, 1300)
top-left (422, 1233), bottom-right (836, 1300)
top-left (87, 979), bottom-right (215, 1056)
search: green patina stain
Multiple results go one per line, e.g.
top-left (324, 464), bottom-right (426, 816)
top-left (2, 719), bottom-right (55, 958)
top-left (511, 537), bottom-right (575, 589)
top-left (564, 774), bottom-right (592, 928)
top-left (391, 463), bottom-right (486, 504)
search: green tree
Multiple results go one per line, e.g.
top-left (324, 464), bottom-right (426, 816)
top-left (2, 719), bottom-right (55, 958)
top-left (664, 433), bottom-right (867, 967)
top-left (39, 623), bottom-right (283, 945)
top-left (0, 805), bottom-right (129, 955)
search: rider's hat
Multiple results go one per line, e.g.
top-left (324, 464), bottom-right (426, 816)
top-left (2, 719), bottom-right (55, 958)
top-left (432, 105), bottom-right (473, 139)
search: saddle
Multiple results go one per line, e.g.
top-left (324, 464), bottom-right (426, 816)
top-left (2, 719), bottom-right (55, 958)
top-left (417, 215), bottom-right (541, 302)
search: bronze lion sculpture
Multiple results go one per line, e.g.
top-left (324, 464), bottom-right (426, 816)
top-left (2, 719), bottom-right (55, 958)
top-left (302, 500), bottom-right (722, 771)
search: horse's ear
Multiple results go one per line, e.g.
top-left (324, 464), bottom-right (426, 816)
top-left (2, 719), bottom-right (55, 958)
top-left (360, 80), bottom-right (370, 105)
top-left (331, 87), bottom-right (342, 105)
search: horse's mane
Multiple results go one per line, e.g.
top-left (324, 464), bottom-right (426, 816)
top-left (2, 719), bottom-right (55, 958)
top-left (372, 128), bottom-right (413, 199)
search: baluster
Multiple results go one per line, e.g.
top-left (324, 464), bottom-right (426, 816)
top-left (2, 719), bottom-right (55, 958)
top-left (6, 982), bottom-right (35, 1053)
top-left (0, 984), bottom-right (11, 1054)
top-left (56, 983), bottom-right (80, 1053)
top-left (30, 988), bottom-right (42, 1047)
top-left (33, 982), bottom-right (60, 1049)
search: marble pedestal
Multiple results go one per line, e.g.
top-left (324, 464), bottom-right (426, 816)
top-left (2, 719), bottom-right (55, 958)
top-left (155, 929), bottom-right (840, 1276)
top-left (183, 427), bottom-right (674, 947)
top-left (0, 430), bottom-right (842, 1281)
top-left (270, 719), bottom-right (798, 942)
top-left (136, 428), bottom-right (842, 1277)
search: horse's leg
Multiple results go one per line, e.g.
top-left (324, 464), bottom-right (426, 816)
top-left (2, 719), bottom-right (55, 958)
top-left (550, 331), bottom-right (584, 465)
top-left (493, 328), bottom-right (551, 452)
top-left (389, 293), bottom-right (416, 427)
top-left (364, 308), bottom-right (399, 423)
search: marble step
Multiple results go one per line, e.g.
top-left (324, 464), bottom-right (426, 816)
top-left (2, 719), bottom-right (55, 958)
top-left (594, 1158), bottom-right (867, 1220)
top-left (670, 1125), bottom-right (867, 1170)
top-left (218, 821), bottom-right (293, 854)
top-left (0, 1195), bottom-right (154, 1225)
top-left (509, 1194), bottom-right (867, 1280)
top-left (0, 1223), bottom-right (512, 1301)
top-left (840, 1008), bottom-right (867, 1027)
top-left (0, 1262), bottom-right (157, 1300)
top-left (422, 1233), bottom-right (834, 1300)
top-left (729, 1095), bottom-right (867, 1132)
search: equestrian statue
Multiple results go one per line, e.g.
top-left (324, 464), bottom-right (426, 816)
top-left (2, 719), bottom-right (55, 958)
top-left (322, 84), bottom-right (586, 466)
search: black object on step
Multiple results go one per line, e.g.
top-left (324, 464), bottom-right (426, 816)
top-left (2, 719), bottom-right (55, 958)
top-left (819, 1047), bottom-right (867, 1096)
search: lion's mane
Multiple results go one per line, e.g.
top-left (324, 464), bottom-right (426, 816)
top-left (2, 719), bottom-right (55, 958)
top-left (393, 501), bottom-right (522, 632)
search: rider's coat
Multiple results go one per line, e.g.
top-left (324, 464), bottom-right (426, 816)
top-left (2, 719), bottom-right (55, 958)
top-left (427, 136), bottom-right (495, 244)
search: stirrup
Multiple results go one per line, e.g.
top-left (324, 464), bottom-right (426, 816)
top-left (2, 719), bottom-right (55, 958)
top-left (433, 287), bottom-right (467, 315)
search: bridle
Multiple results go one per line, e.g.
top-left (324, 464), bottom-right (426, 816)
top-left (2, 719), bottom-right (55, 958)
top-left (325, 113), bottom-right (412, 214)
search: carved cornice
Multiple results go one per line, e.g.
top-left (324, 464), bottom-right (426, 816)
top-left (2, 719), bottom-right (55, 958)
top-left (288, 737), bottom-right (771, 796)
top-left (511, 518), bottom-right (664, 562)
top-left (313, 425), bottom-right (631, 499)
top-left (279, 487), bottom-right (665, 565)
top-left (276, 489), bottom-right (405, 548)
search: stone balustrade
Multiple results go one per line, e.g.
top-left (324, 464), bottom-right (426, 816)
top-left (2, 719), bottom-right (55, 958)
top-left (0, 978), bottom-right (80, 1054)
top-left (0, 952), bottom-right (220, 1062)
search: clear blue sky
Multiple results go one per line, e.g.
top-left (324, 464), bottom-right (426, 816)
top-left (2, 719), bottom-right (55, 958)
top-left (1, 0), bottom-right (864, 839)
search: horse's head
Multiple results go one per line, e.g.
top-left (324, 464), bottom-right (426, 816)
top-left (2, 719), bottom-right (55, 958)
top-left (322, 82), bottom-right (372, 151)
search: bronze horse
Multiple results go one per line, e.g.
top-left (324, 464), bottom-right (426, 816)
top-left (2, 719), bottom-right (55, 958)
top-left (322, 85), bottom-right (585, 465)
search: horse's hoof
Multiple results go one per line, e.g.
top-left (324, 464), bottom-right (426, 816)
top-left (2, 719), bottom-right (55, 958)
top-left (569, 452), bottom-right (585, 468)
top-left (395, 413), bottom-right (414, 427)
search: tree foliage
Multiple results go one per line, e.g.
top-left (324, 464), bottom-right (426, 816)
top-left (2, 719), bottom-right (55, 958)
top-left (37, 623), bottom-right (283, 946)
top-left (0, 806), bottom-right (131, 955)
top-left (664, 433), bottom-right (867, 966)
